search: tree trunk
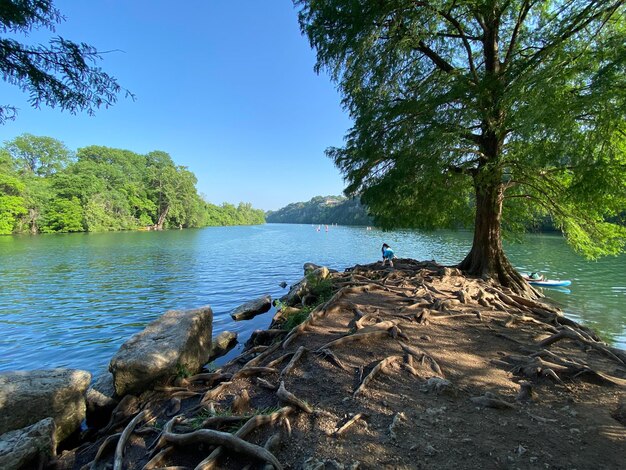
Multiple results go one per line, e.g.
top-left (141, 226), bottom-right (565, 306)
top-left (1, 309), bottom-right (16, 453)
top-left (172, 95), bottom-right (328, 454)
top-left (154, 205), bottom-right (169, 231)
top-left (458, 179), bottom-right (537, 298)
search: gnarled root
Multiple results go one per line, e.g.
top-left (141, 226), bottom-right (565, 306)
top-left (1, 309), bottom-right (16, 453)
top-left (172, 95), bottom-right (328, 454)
top-left (114, 410), bottom-right (151, 470)
top-left (162, 425), bottom-right (283, 470)
top-left (316, 348), bottom-right (350, 371)
top-left (196, 407), bottom-right (293, 469)
top-left (315, 329), bottom-right (392, 352)
top-left (538, 327), bottom-right (626, 365)
top-left (280, 346), bottom-right (308, 378)
top-left (142, 445), bottom-right (173, 470)
top-left (277, 381), bottom-right (313, 413)
top-left (353, 356), bottom-right (403, 397)
top-left (398, 342), bottom-right (444, 376)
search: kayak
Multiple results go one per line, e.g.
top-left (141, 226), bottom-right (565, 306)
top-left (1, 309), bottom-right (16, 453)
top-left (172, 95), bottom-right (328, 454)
top-left (523, 277), bottom-right (572, 287)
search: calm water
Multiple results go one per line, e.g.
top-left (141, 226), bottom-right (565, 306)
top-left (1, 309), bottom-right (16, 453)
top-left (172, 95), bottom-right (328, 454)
top-left (0, 224), bottom-right (624, 376)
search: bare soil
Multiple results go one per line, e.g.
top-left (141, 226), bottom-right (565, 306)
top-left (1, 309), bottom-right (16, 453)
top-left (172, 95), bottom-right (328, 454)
top-left (52, 259), bottom-right (626, 470)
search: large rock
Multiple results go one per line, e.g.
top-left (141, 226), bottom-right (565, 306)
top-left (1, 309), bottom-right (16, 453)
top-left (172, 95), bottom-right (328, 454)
top-left (0, 418), bottom-right (56, 470)
top-left (109, 306), bottom-right (213, 396)
top-left (0, 369), bottom-right (91, 443)
top-left (85, 373), bottom-right (118, 428)
top-left (208, 331), bottom-right (238, 361)
top-left (230, 295), bottom-right (272, 321)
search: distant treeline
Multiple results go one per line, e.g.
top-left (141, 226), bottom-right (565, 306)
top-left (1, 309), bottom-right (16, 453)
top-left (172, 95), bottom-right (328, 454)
top-left (266, 195), bottom-right (372, 226)
top-left (0, 134), bottom-right (265, 235)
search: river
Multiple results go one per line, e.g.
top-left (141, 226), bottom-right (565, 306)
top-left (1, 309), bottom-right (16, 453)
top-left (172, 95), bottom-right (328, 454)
top-left (0, 224), bottom-right (624, 376)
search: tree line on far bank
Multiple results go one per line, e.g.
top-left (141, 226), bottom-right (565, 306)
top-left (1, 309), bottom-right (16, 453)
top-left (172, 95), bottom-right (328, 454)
top-left (0, 134), bottom-right (265, 235)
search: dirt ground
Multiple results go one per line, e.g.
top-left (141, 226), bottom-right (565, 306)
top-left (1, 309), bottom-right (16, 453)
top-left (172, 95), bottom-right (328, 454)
top-left (52, 259), bottom-right (626, 470)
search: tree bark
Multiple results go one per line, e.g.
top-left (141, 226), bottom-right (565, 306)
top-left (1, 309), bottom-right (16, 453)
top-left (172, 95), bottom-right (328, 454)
top-left (154, 205), bottom-right (169, 231)
top-left (458, 178), bottom-right (536, 298)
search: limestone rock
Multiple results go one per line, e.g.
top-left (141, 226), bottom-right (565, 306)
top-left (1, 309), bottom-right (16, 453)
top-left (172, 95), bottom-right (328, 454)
top-left (0, 418), bottom-right (56, 470)
top-left (85, 373), bottom-right (118, 428)
top-left (304, 262), bottom-right (338, 275)
top-left (0, 369), bottom-right (91, 443)
top-left (208, 331), bottom-right (238, 361)
top-left (230, 295), bottom-right (272, 321)
top-left (109, 306), bottom-right (213, 396)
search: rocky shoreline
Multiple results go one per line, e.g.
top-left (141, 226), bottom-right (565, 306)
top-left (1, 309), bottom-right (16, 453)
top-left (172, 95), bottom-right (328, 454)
top-left (1, 259), bottom-right (625, 469)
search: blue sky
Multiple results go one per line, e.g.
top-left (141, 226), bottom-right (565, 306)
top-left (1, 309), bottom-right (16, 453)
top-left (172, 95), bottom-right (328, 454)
top-left (0, 1), bottom-right (352, 211)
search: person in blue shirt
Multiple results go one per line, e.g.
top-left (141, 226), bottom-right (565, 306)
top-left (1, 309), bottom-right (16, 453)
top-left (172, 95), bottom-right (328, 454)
top-left (381, 243), bottom-right (396, 267)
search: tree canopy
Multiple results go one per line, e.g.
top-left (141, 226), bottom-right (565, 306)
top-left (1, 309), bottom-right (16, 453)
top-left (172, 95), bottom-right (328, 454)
top-left (0, 0), bottom-right (127, 123)
top-left (0, 134), bottom-right (265, 234)
top-left (296, 0), bottom-right (626, 294)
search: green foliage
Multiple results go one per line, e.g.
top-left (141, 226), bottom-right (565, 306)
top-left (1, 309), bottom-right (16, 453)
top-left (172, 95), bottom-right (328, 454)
top-left (282, 307), bottom-right (312, 331)
top-left (305, 272), bottom-right (333, 303)
top-left (0, 0), bottom-right (128, 123)
top-left (266, 195), bottom-right (372, 225)
top-left (296, 0), bottom-right (626, 265)
top-left (40, 197), bottom-right (84, 233)
top-left (0, 134), bottom-right (266, 235)
top-left (175, 362), bottom-right (191, 379)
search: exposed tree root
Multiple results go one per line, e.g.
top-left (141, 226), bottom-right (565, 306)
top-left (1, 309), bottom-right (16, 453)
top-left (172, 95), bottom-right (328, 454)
top-left (316, 348), bottom-right (350, 371)
top-left (243, 342), bottom-right (282, 369)
top-left (280, 346), bottom-right (308, 378)
top-left (86, 432), bottom-right (120, 470)
top-left (315, 329), bottom-right (392, 352)
top-left (97, 395), bottom-right (140, 437)
top-left (265, 352), bottom-right (295, 369)
top-left (470, 393), bottom-right (515, 409)
top-left (398, 342), bottom-right (444, 376)
top-left (232, 390), bottom-right (251, 414)
top-left (185, 372), bottom-right (232, 386)
top-left (261, 433), bottom-right (282, 470)
top-left (162, 423), bottom-right (283, 470)
top-left (256, 377), bottom-right (278, 390)
top-left (114, 410), bottom-right (150, 470)
top-left (334, 413), bottom-right (366, 437)
top-left (277, 381), bottom-right (313, 413)
top-left (232, 367), bottom-right (278, 380)
top-left (196, 407), bottom-right (293, 469)
top-left (142, 445), bottom-right (173, 470)
top-left (201, 381), bottom-right (233, 403)
top-left (538, 327), bottom-right (626, 365)
top-left (354, 355), bottom-right (403, 397)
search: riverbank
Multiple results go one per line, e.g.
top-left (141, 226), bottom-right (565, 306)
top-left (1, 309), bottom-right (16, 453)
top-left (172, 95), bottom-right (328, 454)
top-left (49, 258), bottom-right (625, 469)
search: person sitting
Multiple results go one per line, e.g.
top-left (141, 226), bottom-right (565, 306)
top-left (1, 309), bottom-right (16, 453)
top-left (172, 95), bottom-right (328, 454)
top-left (381, 243), bottom-right (396, 267)
top-left (529, 272), bottom-right (544, 281)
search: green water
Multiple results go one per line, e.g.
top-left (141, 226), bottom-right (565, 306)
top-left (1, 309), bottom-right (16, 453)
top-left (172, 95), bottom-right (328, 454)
top-left (0, 225), bottom-right (624, 375)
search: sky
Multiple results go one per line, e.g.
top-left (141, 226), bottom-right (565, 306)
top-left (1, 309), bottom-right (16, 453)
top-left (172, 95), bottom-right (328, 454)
top-left (0, 0), bottom-right (352, 211)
